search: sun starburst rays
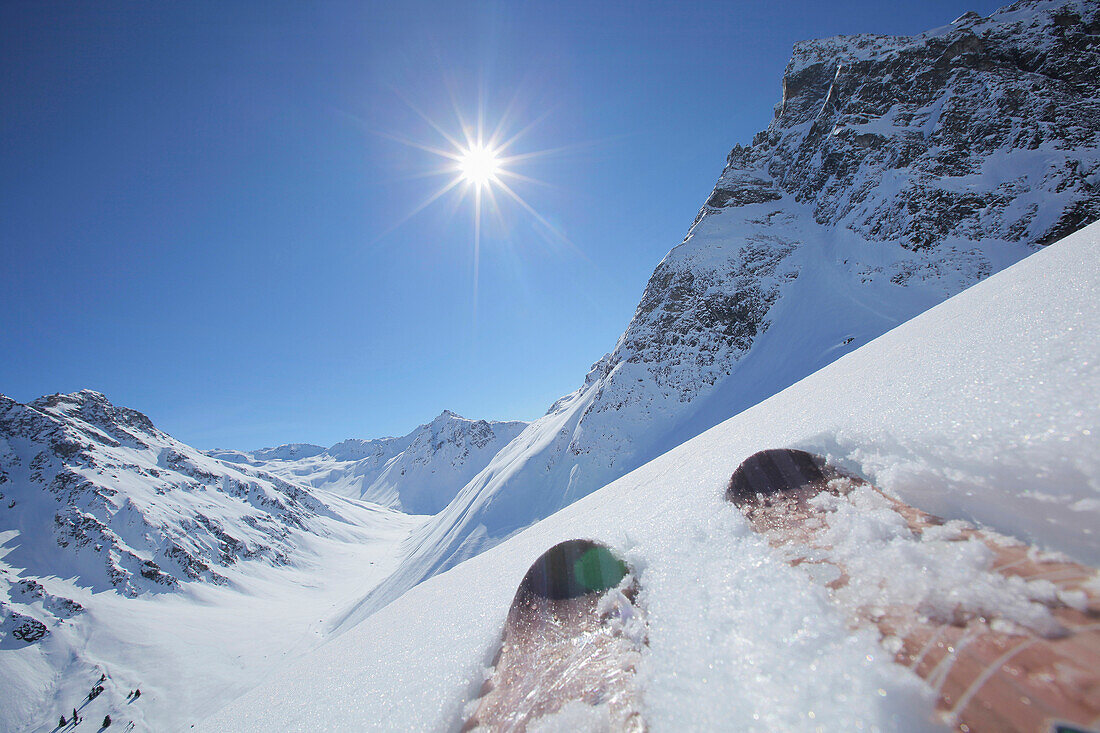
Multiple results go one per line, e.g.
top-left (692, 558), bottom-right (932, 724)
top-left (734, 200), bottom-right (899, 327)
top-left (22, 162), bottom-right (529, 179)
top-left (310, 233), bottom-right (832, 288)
top-left (375, 91), bottom-right (576, 313)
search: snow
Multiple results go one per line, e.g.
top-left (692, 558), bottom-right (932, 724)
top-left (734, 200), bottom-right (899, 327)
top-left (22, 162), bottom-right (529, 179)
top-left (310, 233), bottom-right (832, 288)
top-left (4, 3), bottom-right (1096, 728)
top-left (0, 497), bottom-right (421, 731)
top-left (0, 508), bottom-right (421, 731)
top-left (201, 221), bottom-right (1099, 730)
top-left (802, 480), bottom-right (1066, 637)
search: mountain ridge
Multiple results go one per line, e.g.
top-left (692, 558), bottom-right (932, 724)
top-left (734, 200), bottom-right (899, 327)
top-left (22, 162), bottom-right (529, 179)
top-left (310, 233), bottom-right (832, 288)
top-left (202, 217), bottom-right (1100, 733)
top-left (207, 409), bottom-right (528, 515)
top-left (0, 388), bottom-right (427, 730)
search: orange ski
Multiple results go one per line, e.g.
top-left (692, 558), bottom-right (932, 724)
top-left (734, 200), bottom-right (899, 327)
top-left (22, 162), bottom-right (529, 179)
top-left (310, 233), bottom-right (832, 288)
top-left (728, 448), bottom-right (1100, 733)
top-left (462, 539), bottom-right (646, 732)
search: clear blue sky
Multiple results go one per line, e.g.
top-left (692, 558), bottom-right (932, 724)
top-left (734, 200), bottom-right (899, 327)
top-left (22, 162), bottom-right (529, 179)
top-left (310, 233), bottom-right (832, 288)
top-left (1, 0), bottom-right (1006, 449)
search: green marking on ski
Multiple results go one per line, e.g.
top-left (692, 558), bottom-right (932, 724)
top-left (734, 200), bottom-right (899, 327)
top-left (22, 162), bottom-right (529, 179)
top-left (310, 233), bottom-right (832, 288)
top-left (572, 545), bottom-right (627, 594)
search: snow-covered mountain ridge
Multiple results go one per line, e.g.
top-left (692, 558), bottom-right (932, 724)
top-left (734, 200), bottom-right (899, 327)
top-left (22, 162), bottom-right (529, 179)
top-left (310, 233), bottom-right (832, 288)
top-left (0, 390), bottom-right (428, 731)
top-left (206, 411), bottom-right (527, 515)
top-left (3, 1), bottom-right (1099, 729)
top-left (353, 0), bottom-right (1100, 618)
top-left (592, 0), bottom-right (1099, 457)
top-left (0, 390), bottom-right (335, 596)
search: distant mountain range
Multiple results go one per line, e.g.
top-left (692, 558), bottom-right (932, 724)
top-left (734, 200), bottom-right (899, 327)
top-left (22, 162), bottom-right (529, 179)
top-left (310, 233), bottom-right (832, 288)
top-left (206, 411), bottom-right (527, 515)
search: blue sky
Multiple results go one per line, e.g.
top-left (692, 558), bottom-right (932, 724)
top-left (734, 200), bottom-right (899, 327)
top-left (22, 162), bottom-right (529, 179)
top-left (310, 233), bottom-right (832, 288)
top-left (1, 0), bottom-right (1006, 449)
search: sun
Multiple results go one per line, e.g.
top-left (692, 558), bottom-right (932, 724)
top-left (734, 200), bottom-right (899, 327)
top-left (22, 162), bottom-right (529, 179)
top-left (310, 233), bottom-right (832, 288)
top-left (374, 91), bottom-right (579, 309)
top-left (458, 143), bottom-right (501, 187)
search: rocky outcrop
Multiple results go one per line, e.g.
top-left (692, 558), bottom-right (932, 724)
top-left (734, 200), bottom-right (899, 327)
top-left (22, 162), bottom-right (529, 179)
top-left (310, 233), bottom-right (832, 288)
top-left (603, 0), bottom-right (1100, 434)
top-left (735, 0), bottom-right (1099, 249)
top-left (0, 568), bottom-right (82, 647)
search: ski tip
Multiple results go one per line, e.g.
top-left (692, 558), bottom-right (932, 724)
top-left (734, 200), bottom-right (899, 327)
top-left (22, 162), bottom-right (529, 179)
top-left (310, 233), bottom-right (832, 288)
top-left (517, 539), bottom-right (629, 601)
top-left (726, 448), bottom-right (841, 506)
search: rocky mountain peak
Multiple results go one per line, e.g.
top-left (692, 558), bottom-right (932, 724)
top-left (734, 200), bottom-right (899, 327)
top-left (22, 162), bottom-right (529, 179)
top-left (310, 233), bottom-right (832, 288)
top-left (0, 392), bottom-right (333, 598)
top-left (605, 0), bottom-right (1100, 417)
top-left (27, 390), bottom-right (160, 445)
top-left (210, 410), bottom-right (530, 516)
top-left (736, 0), bottom-right (1100, 251)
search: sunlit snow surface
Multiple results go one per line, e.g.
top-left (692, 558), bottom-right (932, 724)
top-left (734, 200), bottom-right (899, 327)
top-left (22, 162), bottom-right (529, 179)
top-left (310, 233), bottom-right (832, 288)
top-left (202, 223), bottom-right (1098, 731)
top-left (355, 0), bottom-right (1100, 612)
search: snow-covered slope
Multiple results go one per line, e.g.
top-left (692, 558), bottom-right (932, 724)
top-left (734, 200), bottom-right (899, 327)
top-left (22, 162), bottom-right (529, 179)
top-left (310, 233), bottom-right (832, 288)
top-left (207, 411), bottom-right (527, 515)
top-left (355, 0), bottom-right (1100, 616)
top-left (201, 214), bottom-right (1100, 733)
top-left (0, 391), bottom-right (425, 731)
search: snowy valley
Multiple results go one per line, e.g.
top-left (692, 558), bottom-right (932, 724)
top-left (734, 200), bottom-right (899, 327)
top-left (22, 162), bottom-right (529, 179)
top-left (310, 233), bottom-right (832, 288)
top-left (0, 390), bottom-right (430, 730)
top-left (2, 0), bottom-right (1099, 730)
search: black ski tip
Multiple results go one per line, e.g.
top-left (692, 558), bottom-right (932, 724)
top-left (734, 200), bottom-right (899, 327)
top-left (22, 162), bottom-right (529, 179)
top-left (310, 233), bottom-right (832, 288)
top-left (517, 539), bottom-right (629, 601)
top-left (726, 448), bottom-right (832, 506)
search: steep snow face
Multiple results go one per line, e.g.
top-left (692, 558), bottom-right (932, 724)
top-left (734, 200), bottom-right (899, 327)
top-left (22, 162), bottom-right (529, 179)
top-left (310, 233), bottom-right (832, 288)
top-left (0, 390), bottom-right (423, 732)
top-left (201, 219), bottom-right (1100, 733)
top-left (355, 0), bottom-right (1100, 615)
top-left (208, 411), bottom-right (528, 515)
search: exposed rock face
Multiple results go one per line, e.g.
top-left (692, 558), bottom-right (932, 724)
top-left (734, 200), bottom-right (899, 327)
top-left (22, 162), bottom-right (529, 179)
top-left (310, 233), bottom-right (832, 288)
top-left (0, 570), bottom-right (83, 646)
top-left (0, 390), bottom-right (328, 597)
top-left (731, 0), bottom-right (1098, 249)
top-left (356, 0), bottom-right (1100, 618)
top-left (599, 0), bottom-right (1100, 442)
top-left (8, 612), bottom-right (48, 642)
